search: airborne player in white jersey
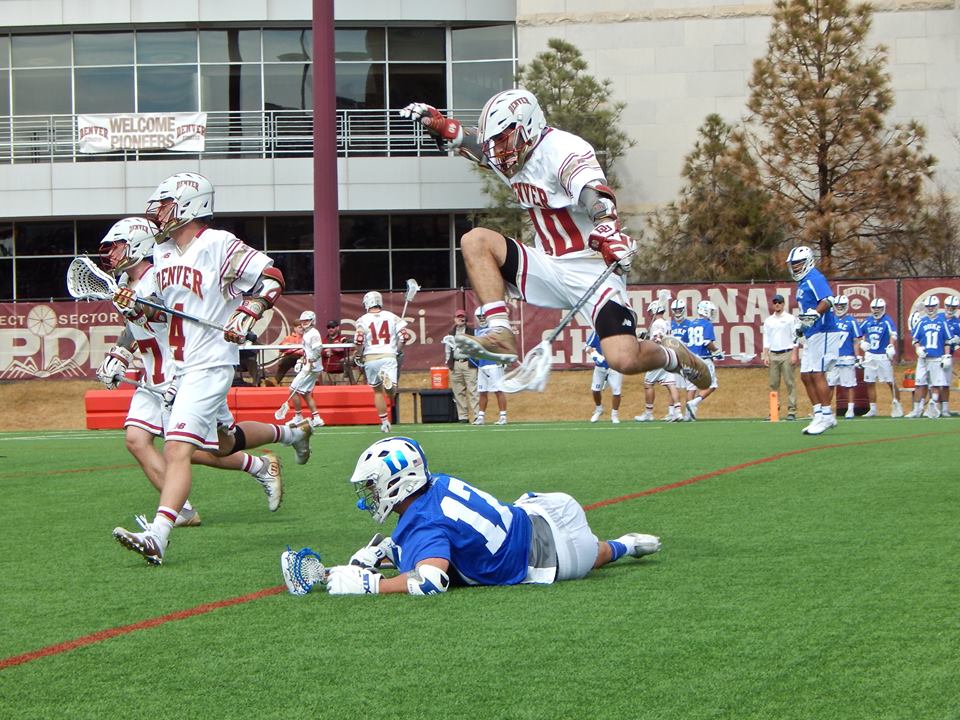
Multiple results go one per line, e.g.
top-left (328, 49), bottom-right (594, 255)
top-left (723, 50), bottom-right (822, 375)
top-left (96, 217), bottom-right (293, 530)
top-left (400, 90), bottom-right (709, 390)
top-left (110, 173), bottom-right (311, 565)
top-left (355, 291), bottom-right (411, 433)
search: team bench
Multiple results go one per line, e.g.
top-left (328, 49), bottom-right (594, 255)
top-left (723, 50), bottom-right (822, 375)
top-left (84, 385), bottom-right (384, 430)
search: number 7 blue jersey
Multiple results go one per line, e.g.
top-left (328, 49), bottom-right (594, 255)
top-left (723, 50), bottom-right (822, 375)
top-left (392, 474), bottom-right (533, 586)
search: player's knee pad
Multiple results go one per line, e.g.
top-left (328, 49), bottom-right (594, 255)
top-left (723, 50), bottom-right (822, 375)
top-left (229, 425), bottom-right (247, 453)
top-left (406, 564), bottom-right (450, 596)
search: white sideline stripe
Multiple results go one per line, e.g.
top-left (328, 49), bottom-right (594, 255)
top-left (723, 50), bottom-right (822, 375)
top-left (0, 431), bottom-right (122, 443)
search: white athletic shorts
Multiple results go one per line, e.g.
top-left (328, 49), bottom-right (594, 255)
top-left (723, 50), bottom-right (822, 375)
top-left (591, 366), bottom-right (623, 395)
top-left (826, 357), bottom-right (858, 388)
top-left (477, 364), bottom-right (504, 393)
top-left (800, 331), bottom-right (846, 373)
top-left (698, 358), bottom-right (719, 390)
top-left (644, 368), bottom-right (675, 385)
top-left (862, 353), bottom-right (893, 384)
top-left (916, 357), bottom-right (946, 387)
top-left (164, 365), bottom-right (234, 450)
top-left (125, 387), bottom-right (164, 437)
top-left (508, 243), bottom-right (631, 328)
top-left (364, 355), bottom-right (398, 388)
top-left (290, 366), bottom-right (320, 395)
top-left (514, 492), bottom-right (599, 583)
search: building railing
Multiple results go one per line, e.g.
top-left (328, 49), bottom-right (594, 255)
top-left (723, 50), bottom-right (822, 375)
top-left (0, 108), bottom-right (483, 164)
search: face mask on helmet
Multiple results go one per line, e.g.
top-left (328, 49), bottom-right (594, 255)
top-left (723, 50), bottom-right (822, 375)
top-left (670, 300), bottom-right (686, 320)
top-left (696, 301), bottom-right (716, 320)
top-left (870, 298), bottom-right (886, 319)
top-left (786, 245), bottom-right (815, 281)
top-left (299, 311), bottom-right (316, 329)
top-left (362, 291), bottom-right (383, 311)
top-left (98, 217), bottom-right (158, 275)
top-left (833, 296), bottom-right (849, 316)
top-left (145, 172), bottom-right (214, 240)
top-left (945, 295), bottom-right (960, 316)
top-left (474, 308), bottom-right (487, 328)
top-left (647, 301), bottom-right (663, 316)
top-left (478, 89), bottom-right (546, 178)
top-left (350, 437), bottom-right (429, 524)
top-left (923, 296), bottom-right (940, 318)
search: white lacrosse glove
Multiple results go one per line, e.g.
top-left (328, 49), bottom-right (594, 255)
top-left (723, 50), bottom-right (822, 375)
top-left (111, 286), bottom-right (148, 327)
top-left (587, 223), bottom-right (635, 273)
top-left (589, 349), bottom-right (605, 366)
top-left (799, 311), bottom-right (821, 330)
top-left (399, 103), bottom-right (463, 147)
top-left (349, 544), bottom-right (389, 570)
top-left (224, 298), bottom-right (265, 344)
top-left (325, 565), bottom-right (381, 595)
top-left (915, 346), bottom-right (926, 359)
top-left (711, 350), bottom-right (725, 361)
top-left (885, 345), bottom-right (895, 360)
top-left (161, 378), bottom-right (179, 412)
top-left (293, 359), bottom-right (303, 374)
top-left (940, 354), bottom-right (951, 369)
top-left (96, 346), bottom-right (134, 389)
top-left (859, 339), bottom-right (871, 353)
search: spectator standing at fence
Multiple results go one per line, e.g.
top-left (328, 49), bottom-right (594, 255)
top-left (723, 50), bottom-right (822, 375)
top-left (321, 319), bottom-right (354, 385)
top-left (445, 309), bottom-right (480, 424)
top-left (761, 294), bottom-right (800, 421)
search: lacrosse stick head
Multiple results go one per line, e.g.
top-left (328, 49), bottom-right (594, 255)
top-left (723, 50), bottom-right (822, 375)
top-left (501, 340), bottom-right (552, 394)
top-left (281, 546), bottom-right (327, 596)
top-left (67, 256), bottom-right (120, 300)
top-left (404, 278), bottom-right (421, 303)
top-left (274, 401), bottom-right (290, 421)
top-left (732, 353), bottom-right (756, 363)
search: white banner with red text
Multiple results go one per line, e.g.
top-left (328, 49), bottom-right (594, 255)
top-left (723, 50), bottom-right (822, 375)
top-left (77, 113), bottom-right (207, 154)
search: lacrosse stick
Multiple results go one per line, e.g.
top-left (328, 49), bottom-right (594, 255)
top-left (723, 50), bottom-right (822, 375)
top-left (116, 376), bottom-right (167, 397)
top-left (731, 353), bottom-right (757, 363)
top-left (66, 256), bottom-right (253, 340)
top-left (399, 278), bottom-right (420, 320)
top-left (281, 546), bottom-right (328, 596)
top-left (501, 255), bottom-right (632, 394)
top-left (274, 387), bottom-right (298, 420)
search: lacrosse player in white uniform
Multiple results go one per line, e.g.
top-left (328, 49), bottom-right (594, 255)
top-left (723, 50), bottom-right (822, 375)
top-left (355, 291), bottom-right (411, 433)
top-left (110, 173), bottom-right (311, 565)
top-left (286, 310), bottom-right (326, 429)
top-left (399, 90), bottom-right (709, 391)
top-left (635, 302), bottom-right (682, 422)
top-left (473, 307), bottom-right (508, 425)
top-left (97, 218), bottom-right (289, 529)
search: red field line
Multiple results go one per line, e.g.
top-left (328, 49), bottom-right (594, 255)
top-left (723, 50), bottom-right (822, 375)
top-left (2, 429), bottom-right (954, 672)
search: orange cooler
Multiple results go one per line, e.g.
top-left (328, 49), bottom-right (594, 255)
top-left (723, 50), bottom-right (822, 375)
top-left (430, 366), bottom-right (449, 389)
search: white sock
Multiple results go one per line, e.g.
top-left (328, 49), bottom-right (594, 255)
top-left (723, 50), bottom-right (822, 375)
top-left (689, 396), bottom-right (703, 409)
top-left (611, 410), bottom-right (619, 419)
top-left (943, 402), bottom-right (950, 412)
top-left (869, 402), bottom-right (877, 411)
top-left (594, 405), bottom-right (603, 413)
top-left (812, 404), bottom-right (822, 415)
top-left (822, 406), bottom-right (834, 418)
top-left (477, 411), bottom-right (485, 419)
top-left (151, 507), bottom-right (176, 545)
top-left (243, 453), bottom-right (265, 477)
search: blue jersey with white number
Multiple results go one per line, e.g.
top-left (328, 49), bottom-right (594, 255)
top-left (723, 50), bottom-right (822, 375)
top-left (795, 268), bottom-right (836, 337)
top-left (587, 332), bottom-right (609, 369)
top-left (834, 315), bottom-right (861, 356)
top-left (686, 318), bottom-right (716, 358)
top-left (947, 317), bottom-right (960, 353)
top-left (912, 316), bottom-right (951, 357)
top-left (859, 315), bottom-right (897, 353)
top-left (671, 318), bottom-right (692, 345)
top-left (392, 474), bottom-right (532, 586)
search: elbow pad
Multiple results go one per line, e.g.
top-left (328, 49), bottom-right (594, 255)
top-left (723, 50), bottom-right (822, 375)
top-left (407, 564), bottom-right (450, 596)
top-left (582, 182), bottom-right (619, 224)
top-left (258, 266), bottom-right (285, 308)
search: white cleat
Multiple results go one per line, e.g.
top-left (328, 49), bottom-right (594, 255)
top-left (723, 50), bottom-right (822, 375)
top-left (495, 416), bottom-right (508, 425)
top-left (825, 415), bottom-right (838, 428)
top-left (805, 417), bottom-right (829, 435)
top-left (905, 407), bottom-right (922, 418)
top-left (844, 408), bottom-right (855, 419)
top-left (113, 525), bottom-right (166, 565)
top-left (254, 450), bottom-right (284, 512)
top-left (611, 413), bottom-right (620, 424)
top-left (380, 420), bottom-right (391, 433)
top-left (617, 533), bottom-right (661, 558)
top-left (290, 420), bottom-right (312, 465)
top-left (590, 409), bottom-right (603, 423)
top-left (310, 416), bottom-right (325, 428)
top-left (802, 416), bottom-right (822, 435)
top-left (890, 400), bottom-right (903, 418)
top-left (862, 408), bottom-right (878, 418)
top-left (473, 416), bottom-right (485, 426)
top-left (175, 507), bottom-right (201, 527)
top-left (941, 409), bottom-right (952, 418)
top-left (634, 412), bottom-right (653, 423)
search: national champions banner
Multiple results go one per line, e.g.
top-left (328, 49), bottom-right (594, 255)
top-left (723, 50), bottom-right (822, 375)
top-left (0, 278), bottom-right (953, 381)
top-left (77, 113), bottom-right (207, 154)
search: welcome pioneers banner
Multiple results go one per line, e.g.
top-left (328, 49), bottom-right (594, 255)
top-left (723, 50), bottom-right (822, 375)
top-left (77, 113), bottom-right (207, 154)
top-left (3, 278), bottom-right (957, 382)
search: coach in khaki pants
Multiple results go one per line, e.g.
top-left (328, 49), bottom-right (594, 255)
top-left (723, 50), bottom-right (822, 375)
top-left (445, 309), bottom-right (480, 423)
top-left (762, 294), bottom-right (800, 420)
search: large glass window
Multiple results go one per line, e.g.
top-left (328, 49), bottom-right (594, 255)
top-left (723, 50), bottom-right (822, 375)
top-left (388, 63), bottom-right (445, 110)
top-left (16, 257), bottom-right (73, 300)
top-left (335, 63), bottom-right (384, 109)
top-left (452, 61), bottom-right (513, 110)
top-left (340, 215), bottom-right (388, 250)
top-left (16, 221), bottom-right (74, 255)
top-left (335, 29), bottom-right (384, 61)
top-left (12, 68), bottom-right (71, 114)
top-left (200, 30), bottom-right (261, 63)
top-left (266, 216), bottom-right (313, 250)
top-left (263, 30), bottom-right (311, 63)
top-left (138, 66), bottom-right (198, 112)
top-left (76, 219), bottom-right (116, 253)
top-left (390, 215), bottom-right (449, 249)
top-left (11, 35), bottom-right (70, 68)
top-left (137, 31), bottom-right (197, 64)
top-left (0, 70), bottom-right (9, 116)
top-left (340, 252), bottom-right (388, 292)
top-left (452, 26), bottom-right (514, 62)
top-left (0, 260), bottom-right (12, 301)
top-left (270, 252), bottom-right (313, 293)
top-left (214, 217), bottom-right (265, 249)
top-left (74, 33), bottom-right (134, 66)
top-left (201, 65), bottom-right (261, 112)
top-left (387, 28), bottom-right (444, 61)
top-left (75, 67), bottom-right (135, 114)
top-left (264, 64), bottom-right (312, 111)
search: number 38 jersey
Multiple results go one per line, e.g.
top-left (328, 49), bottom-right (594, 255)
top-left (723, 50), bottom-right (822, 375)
top-left (356, 310), bottom-right (405, 359)
top-left (151, 228), bottom-right (272, 374)
top-left (392, 474), bottom-right (532, 586)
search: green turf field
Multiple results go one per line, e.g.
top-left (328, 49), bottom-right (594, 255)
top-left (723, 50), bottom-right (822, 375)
top-left (1, 419), bottom-right (958, 719)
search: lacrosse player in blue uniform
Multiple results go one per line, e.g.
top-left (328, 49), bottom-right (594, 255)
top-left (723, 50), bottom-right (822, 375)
top-left (858, 298), bottom-right (901, 417)
top-left (826, 295), bottom-right (862, 419)
top-left (788, 246), bottom-right (844, 435)
top-left (281, 437), bottom-right (660, 596)
top-left (684, 300), bottom-right (723, 420)
top-left (587, 331), bottom-right (623, 423)
top-left (941, 295), bottom-right (960, 416)
top-left (910, 296), bottom-right (952, 418)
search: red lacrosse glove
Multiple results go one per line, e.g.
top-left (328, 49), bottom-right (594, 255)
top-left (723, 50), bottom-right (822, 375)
top-left (587, 223), bottom-right (635, 273)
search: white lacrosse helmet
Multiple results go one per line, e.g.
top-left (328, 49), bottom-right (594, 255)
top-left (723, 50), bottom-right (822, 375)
top-left (477, 89), bottom-right (547, 178)
top-left (145, 172), bottom-right (214, 239)
top-left (944, 295), bottom-right (960, 313)
top-left (362, 291), bottom-right (383, 311)
top-left (670, 299), bottom-right (686, 320)
top-left (786, 245), bottom-right (815, 280)
top-left (98, 217), bottom-right (158, 275)
top-left (923, 295), bottom-right (940, 318)
top-left (474, 306), bottom-right (487, 328)
top-left (647, 301), bottom-right (664, 316)
top-left (299, 310), bottom-right (316, 328)
top-left (350, 437), bottom-right (430, 524)
top-left (870, 297), bottom-right (886, 319)
top-left (696, 300), bottom-right (716, 320)
top-left (833, 295), bottom-right (849, 316)
top-left (909, 311), bottom-right (922, 330)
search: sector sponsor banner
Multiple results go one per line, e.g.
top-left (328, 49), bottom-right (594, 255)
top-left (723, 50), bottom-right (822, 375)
top-left (899, 278), bottom-right (960, 361)
top-left (77, 113), bottom-right (207, 154)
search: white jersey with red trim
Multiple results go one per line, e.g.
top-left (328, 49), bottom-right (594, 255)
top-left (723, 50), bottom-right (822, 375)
top-left (301, 326), bottom-right (323, 372)
top-left (356, 310), bottom-right (404, 359)
top-left (152, 228), bottom-right (272, 374)
top-left (649, 318), bottom-right (671, 343)
top-left (506, 128), bottom-right (606, 260)
top-left (120, 267), bottom-right (170, 388)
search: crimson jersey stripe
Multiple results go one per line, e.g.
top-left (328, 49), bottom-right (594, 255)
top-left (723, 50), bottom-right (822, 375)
top-left (530, 206), bottom-right (585, 256)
